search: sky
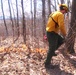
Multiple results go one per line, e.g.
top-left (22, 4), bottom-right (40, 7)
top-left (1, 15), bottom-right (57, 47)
top-left (0, 0), bottom-right (42, 19)
top-left (0, 0), bottom-right (32, 19)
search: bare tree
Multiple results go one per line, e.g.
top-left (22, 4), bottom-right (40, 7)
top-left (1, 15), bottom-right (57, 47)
top-left (33, 0), bottom-right (37, 37)
top-left (15, 0), bottom-right (20, 40)
top-left (30, 0), bottom-right (33, 36)
top-left (65, 0), bottom-right (76, 53)
top-left (10, 1), bottom-right (17, 27)
top-left (1, 0), bottom-right (8, 36)
top-left (48, 0), bottom-right (51, 15)
top-left (21, 0), bottom-right (26, 43)
top-left (54, 0), bottom-right (57, 11)
top-left (8, 0), bottom-right (14, 38)
top-left (57, 0), bottom-right (60, 5)
top-left (61, 0), bottom-right (64, 4)
top-left (42, 0), bottom-right (46, 35)
top-left (67, 0), bottom-right (71, 16)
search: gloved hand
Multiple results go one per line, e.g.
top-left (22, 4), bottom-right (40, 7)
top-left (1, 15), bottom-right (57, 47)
top-left (43, 35), bottom-right (47, 40)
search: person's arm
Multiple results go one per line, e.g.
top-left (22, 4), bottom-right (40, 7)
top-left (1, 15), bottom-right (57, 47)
top-left (58, 14), bottom-right (66, 37)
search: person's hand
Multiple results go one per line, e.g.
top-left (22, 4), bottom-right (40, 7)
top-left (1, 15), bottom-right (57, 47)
top-left (43, 35), bottom-right (47, 40)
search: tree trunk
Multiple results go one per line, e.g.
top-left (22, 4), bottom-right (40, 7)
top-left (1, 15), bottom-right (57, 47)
top-left (33, 0), bottom-right (36, 37)
top-left (30, 0), bottom-right (33, 36)
top-left (16, 0), bottom-right (20, 39)
top-left (65, 0), bottom-right (76, 53)
top-left (21, 0), bottom-right (26, 43)
top-left (61, 0), bottom-right (64, 4)
top-left (48, 0), bottom-right (51, 15)
top-left (8, 0), bottom-right (14, 38)
top-left (54, 0), bottom-right (57, 11)
top-left (42, 0), bottom-right (46, 35)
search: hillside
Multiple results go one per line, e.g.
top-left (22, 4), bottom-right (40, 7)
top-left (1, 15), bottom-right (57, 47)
top-left (0, 37), bottom-right (76, 75)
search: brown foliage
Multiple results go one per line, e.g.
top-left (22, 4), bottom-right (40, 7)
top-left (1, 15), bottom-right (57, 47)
top-left (0, 43), bottom-right (76, 75)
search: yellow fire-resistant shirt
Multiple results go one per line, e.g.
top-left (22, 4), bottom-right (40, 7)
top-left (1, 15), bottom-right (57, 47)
top-left (46, 11), bottom-right (66, 37)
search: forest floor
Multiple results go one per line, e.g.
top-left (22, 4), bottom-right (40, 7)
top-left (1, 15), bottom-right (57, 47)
top-left (0, 37), bottom-right (76, 75)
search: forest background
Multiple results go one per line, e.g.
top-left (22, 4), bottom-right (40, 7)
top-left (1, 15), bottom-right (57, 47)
top-left (0, 0), bottom-right (72, 49)
top-left (0, 0), bottom-right (76, 75)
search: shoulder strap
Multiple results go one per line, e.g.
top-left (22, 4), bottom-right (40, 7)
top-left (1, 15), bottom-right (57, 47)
top-left (49, 14), bottom-right (59, 28)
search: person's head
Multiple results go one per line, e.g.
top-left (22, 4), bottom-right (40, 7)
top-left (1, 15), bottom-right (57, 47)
top-left (59, 4), bottom-right (69, 14)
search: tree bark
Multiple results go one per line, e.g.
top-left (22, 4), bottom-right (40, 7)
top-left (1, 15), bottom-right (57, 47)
top-left (16, 0), bottom-right (20, 39)
top-left (8, 0), bottom-right (14, 38)
top-left (65, 0), bottom-right (76, 53)
top-left (42, 0), bottom-right (46, 35)
top-left (33, 0), bottom-right (36, 37)
top-left (30, 0), bottom-right (33, 36)
top-left (48, 0), bottom-right (51, 15)
top-left (61, 0), bottom-right (64, 4)
top-left (21, 0), bottom-right (26, 43)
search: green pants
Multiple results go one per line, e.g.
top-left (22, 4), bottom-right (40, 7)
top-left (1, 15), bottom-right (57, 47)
top-left (45, 31), bottom-right (64, 65)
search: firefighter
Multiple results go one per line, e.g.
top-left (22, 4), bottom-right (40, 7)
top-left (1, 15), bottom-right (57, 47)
top-left (45, 4), bottom-right (69, 69)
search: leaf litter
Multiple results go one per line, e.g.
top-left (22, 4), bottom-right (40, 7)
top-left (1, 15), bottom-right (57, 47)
top-left (0, 40), bottom-right (76, 75)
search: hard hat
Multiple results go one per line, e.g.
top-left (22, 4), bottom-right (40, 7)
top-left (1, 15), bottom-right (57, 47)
top-left (59, 4), bottom-right (69, 12)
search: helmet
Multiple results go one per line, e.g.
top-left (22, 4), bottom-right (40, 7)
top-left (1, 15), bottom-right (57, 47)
top-left (59, 4), bottom-right (69, 12)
